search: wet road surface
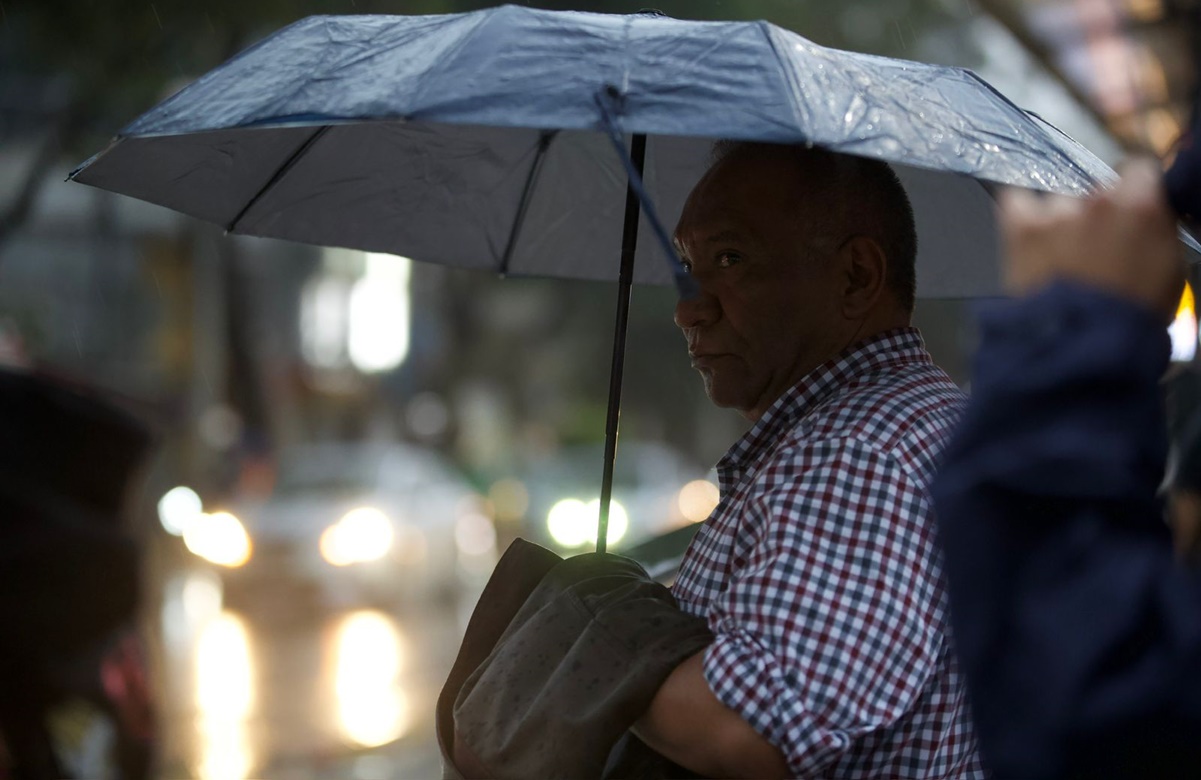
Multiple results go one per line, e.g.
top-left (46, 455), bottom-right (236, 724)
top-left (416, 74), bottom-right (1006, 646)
top-left (152, 565), bottom-right (481, 779)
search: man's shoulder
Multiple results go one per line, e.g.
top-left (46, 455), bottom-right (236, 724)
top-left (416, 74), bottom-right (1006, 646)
top-left (792, 360), bottom-right (965, 474)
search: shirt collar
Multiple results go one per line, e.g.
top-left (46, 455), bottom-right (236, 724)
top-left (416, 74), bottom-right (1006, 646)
top-left (718, 327), bottom-right (930, 477)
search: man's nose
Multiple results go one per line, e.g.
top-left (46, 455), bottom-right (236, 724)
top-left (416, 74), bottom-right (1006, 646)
top-left (674, 287), bottom-right (720, 330)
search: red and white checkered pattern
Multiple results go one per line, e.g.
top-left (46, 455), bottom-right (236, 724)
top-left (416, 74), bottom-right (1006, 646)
top-left (673, 328), bottom-right (984, 779)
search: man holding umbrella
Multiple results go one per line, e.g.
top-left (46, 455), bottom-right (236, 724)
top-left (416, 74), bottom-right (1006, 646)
top-left (633, 142), bottom-right (984, 778)
top-left (64, 8), bottom-right (1123, 775)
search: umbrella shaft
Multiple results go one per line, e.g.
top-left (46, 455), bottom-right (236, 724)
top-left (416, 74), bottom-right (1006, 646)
top-left (597, 133), bottom-right (647, 553)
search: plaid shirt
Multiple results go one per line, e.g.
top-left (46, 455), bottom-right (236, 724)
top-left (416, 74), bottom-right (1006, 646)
top-left (673, 328), bottom-right (984, 779)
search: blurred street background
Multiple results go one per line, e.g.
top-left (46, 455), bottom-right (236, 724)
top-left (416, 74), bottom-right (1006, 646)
top-left (1, 0), bottom-right (1196, 777)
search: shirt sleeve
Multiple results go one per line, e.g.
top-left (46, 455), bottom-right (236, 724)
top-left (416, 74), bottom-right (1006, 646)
top-left (932, 282), bottom-right (1201, 780)
top-left (700, 437), bottom-right (947, 777)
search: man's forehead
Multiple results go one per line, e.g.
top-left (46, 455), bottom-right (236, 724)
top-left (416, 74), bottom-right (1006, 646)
top-left (676, 227), bottom-right (745, 246)
top-left (676, 174), bottom-right (749, 234)
top-left (673, 203), bottom-right (743, 242)
top-left (680, 155), bottom-right (807, 215)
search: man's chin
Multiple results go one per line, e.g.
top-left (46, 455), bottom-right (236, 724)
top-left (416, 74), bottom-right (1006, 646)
top-left (702, 381), bottom-right (751, 416)
top-left (701, 374), bottom-right (775, 421)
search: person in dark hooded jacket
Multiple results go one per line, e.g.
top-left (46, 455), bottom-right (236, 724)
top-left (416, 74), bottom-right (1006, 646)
top-left (0, 369), bottom-right (154, 779)
top-left (931, 159), bottom-right (1201, 779)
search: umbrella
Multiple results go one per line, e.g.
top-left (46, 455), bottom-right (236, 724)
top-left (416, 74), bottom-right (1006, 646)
top-left (70, 5), bottom-right (1191, 551)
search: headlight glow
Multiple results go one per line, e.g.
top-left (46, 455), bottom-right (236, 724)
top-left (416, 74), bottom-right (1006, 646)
top-left (158, 486), bottom-right (203, 536)
top-left (546, 498), bottom-right (628, 548)
top-left (334, 610), bottom-right (410, 747)
top-left (195, 611), bottom-right (256, 780)
top-left (183, 511), bottom-right (253, 568)
top-left (320, 507), bottom-right (394, 566)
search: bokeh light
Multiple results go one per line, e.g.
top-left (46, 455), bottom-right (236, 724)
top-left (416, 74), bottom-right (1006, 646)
top-left (183, 512), bottom-right (252, 568)
top-left (158, 486), bottom-right (203, 536)
top-left (195, 612), bottom-right (255, 780)
top-left (334, 611), bottom-right (411, 747)
top-left (547, 498), bottom-right (627, 548)
top-left (320, 507), bottom-right (394, 566)
top-left (677, 479), bottom-right (721, 523)
top-left (1170, 282), bottom-right (1196, 362)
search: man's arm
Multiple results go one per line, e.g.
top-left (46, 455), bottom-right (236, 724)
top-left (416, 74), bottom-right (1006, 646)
top-left (932, 162), bottom-right (1201, 779)
top-left (638, 441), bottom-right (953, 778)
top-left (633, 651), bottom-right (789, 779)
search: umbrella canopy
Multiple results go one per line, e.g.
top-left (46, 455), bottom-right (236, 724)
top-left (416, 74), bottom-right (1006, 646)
top-left (71, 4), bottom-right (1171, 299)
top-left (71, 6), bottom-right (1196, 551)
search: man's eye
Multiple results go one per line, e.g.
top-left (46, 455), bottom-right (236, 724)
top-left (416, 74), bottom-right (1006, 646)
top-left (717, 252), bottom-right (742, 268)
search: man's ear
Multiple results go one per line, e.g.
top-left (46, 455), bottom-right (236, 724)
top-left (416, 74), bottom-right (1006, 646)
top-left (840, 235), bottom-right (888, 319)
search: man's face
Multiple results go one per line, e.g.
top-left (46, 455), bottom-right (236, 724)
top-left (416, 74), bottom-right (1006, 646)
top-left (673, 151), bottom-right (855, 421)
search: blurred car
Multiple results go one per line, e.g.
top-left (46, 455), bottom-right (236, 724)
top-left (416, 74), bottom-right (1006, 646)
top-left (181, 442), bottom-right (496, 614)
top-left (515, 441), bottom-right (719, 555)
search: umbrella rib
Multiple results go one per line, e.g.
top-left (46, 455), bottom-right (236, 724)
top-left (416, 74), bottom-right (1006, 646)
top-left (757, 22), bottom-right (815, 145)
top-left (226, 125), bottom-right (332, 234)
top-left (962, 72), bottom-right (1100, 189)
top-left (499, 130), bottom-right (558, 276)
top-left (594, 88), bottom-right (696, 298)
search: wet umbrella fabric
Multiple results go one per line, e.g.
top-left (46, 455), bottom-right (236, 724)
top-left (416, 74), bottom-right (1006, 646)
top-left (71, 5), bottom-right (1154, 294)
top-left (70, 5), bottom-right (1182, 549)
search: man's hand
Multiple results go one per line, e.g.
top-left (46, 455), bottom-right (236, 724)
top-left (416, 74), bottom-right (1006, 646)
top-left (1000, 158), bottom-right (1186, 323)
top-left (633, 651), bottom-right (789, 779)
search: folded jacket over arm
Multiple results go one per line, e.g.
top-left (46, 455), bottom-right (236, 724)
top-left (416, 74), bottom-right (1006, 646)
top-left (437, 538), bottom-right (713, 780)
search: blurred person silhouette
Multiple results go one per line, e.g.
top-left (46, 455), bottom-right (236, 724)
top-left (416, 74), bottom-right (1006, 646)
top-left (931, 158), bottom-right (1201, 779)
top-left (0, 368), bottom-right (155, 780)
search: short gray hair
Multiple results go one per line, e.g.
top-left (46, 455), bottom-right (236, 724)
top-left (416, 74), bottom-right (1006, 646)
top-left (711, 141), bottom-right (918, 312)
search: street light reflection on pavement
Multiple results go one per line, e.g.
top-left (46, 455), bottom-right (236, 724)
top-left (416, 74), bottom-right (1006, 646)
top-left (194, 612), bottom-right (256, 780)
top-left (334, 610), bottom-right (411, 748)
